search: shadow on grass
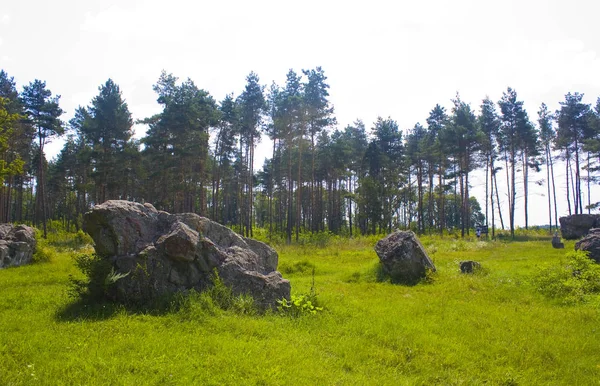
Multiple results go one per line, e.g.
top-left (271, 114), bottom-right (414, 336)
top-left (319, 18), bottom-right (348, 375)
top-left (55, 295), bottom-right (178, 322)
top-left (365, 262), bottom-right (435, 286)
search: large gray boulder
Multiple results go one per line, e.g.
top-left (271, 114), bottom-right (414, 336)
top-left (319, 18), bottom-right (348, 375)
top-left (374, 231), bottom-right (436, 284)
top-left (83, 200), bottom-right (290, 309)
top-left (0, 224), bottom-right (36, 269)
top-left (560, 214), bottom-right (600, 240)
top-left (575, 228), bottom-right (600, 263)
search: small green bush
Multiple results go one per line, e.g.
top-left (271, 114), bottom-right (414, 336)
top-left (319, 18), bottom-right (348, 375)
top-left (32, 239), bottom-right (58, 263)
top-left (277, 293), bottom-right (323, 317)
top-left (532, 251), bottom-right (600, 304)
top-left (279, 259), bottom-right (315, 275)
top-left (46, 228), bottom-right (93, 251)
top-left (68, 253), bottom-right (116, 301)
top-left (176, 272), bottom-right (256, 318)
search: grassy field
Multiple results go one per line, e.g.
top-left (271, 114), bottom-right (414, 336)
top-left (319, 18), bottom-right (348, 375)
top-left (1, 231), bottom-right (599, 385)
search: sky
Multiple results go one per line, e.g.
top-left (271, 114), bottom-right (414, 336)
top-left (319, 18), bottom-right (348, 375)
top-left (1, 0), bottom-right (600, 227)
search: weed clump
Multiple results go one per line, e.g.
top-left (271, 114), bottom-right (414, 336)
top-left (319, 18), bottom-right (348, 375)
top-left (176, 272), bottom-right (257, 318)
top-left (68, 253), bottom-right (115, 302)
top-left (279, 259), bottom-right (315, 275)
top-left (277, 293), bottom-right (323, 317)
top-left (532, 251), bottom-right (600, 304)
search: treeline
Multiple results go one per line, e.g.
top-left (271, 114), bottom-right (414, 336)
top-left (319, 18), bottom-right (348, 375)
top-left (1, 68), bottom-right (598, 240)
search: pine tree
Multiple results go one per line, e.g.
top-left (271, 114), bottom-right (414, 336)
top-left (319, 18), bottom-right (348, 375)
top-left (21, 80), bottom-right (64, 237)
top-left (302, 67), bottom-right (336, 232)
top-left (85, 79), bottom-right (134, 203)
top-left (498, 88), bottom-right (531, 238)
top-left (538, 103), bottom-right (558, 230)
top-left (555, 92), bottom-right (592, 215)
top-left (237, 72), bottom-right (266, 237)
top-left (479, 97), bottom-right (501, 237)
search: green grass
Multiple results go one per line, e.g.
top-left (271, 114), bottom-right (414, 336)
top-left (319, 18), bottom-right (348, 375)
top-left (1, 233), bottom-right (600, 385)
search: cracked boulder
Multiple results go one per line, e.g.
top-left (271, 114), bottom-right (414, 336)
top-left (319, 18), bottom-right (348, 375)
top-left (375, 231), bottom-right (436, 284)
top-left (0, 224), bottom-right (36, 269)
top-left (83, 200), bottom-right (290, 309)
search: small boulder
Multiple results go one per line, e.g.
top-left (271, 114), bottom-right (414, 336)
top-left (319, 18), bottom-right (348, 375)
top-left (375, 231), bottom-right (436, 284)
top-left (0, 224), bottom-right (37, 269)
top-left (460, 260), bottom-right (481, 274)
top-left (575, 228), bottom-right (600, 263)
top-left (551, 234), bottom-right (565, 249)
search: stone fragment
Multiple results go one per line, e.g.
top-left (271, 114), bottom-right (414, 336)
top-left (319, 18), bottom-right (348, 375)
top-left (460, 260), bottom-right (481, 274)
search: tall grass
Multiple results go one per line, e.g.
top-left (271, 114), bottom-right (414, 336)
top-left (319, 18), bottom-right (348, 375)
top-left (1, 231), bottom-right (599, 385)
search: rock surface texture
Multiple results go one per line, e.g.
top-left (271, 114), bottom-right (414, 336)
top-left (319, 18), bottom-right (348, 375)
top-left (575, 228), bottom-right (600, 263)
top-left (559, 214), bottom-right (600, 240)
top-left (0, 224), bottom-right (36, 269)
top-left (83, 200), bottom-right (290, 308)
top-left (374, 231), bottom-right (436, 284)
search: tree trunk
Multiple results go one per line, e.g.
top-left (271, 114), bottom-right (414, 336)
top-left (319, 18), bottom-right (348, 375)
top-left (523, 150), bottom-right (529, 230)
top-left (566, 154), bottom-right (572, 215)
top-left (38, 135), bottom-right (47, 239)
top-left (287, 137), bottom-right (293, 244)
top-left (248, 135), bottom-right (254, 238)
top-left (438, 171), bottom-right (444, 236)
top-left (587, 152), bottom-right (591, 214)
top-left (296, 136), bottom-right (302, 242)
top-left (545, 145), bottom-right (552, 232)
top-left (509, 148), bottom-right (516, 239)
top-left (574, 139), bottom-right (582, 214)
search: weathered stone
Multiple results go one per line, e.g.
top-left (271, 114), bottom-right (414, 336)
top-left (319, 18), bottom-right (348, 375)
top-left (551, 235), bottom-right (565, 249)
top-left (0, 224), bottom-right (36, 269)
top-left (157, 222), bottom-right (199, 262)
top-left (575, 228), bottom-right (600, 263)
top-left (83, 200), bottom-right (290, 309)
top-left (374, 231), bottom-right (436, 284)
top-left (460, 260), bottom-right (481, 274)
top-left (560, 214), bottom-right (600, 240)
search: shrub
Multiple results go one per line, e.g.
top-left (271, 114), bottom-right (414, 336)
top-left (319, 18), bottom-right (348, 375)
top-left (277, 293), bottom-right (323, 317)
top-left (45, 228), bottom-right (93, 251)
top-left (279, 260), bottom-right (315, 275)
top-left (32, 238), bottom-right (58, 263)
top-left (68, 253), bottom-right (116, 301)
top-left (532, 251), bottom-right (600, 304)
top-left (176, 272), bottom-right (256, 318)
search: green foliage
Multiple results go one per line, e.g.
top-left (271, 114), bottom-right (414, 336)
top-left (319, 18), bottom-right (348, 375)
top-left (297, 230), bottom-right (334, 248)
top-left (45, 224), bottom-right (93, 251)
top-left (0, 97), bottom-right (24, 182)
top-left (532, 251), bottom-right (600, 304)
top-left (278, 293), bottom-right (323, 317)
top-left (176, 272), bottom-right (256, 318)
top-left (68, 253), bottom-right (116, 301)
top-left (279, 259), bottom-right (315, 275)
top-left (32, 238), bottom-right (58, 263)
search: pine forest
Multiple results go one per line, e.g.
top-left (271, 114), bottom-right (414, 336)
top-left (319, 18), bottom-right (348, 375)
top-left (1, 68), bottom-right (598, 242)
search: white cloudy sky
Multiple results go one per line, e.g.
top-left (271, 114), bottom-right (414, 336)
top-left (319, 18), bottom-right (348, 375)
top-left (1, 0), bottom-right (600, 227)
